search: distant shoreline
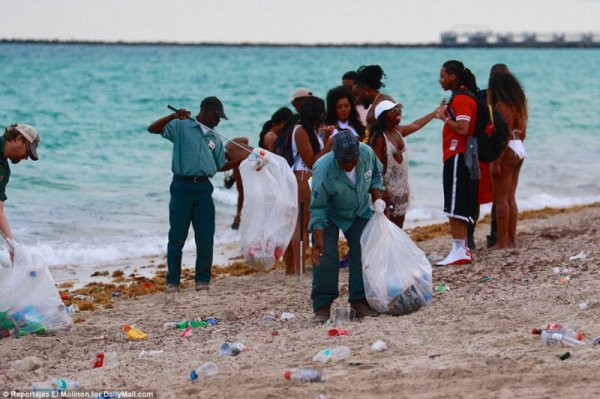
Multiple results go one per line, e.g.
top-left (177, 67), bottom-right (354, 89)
top-left (1, 38), bottom-right (599, 49)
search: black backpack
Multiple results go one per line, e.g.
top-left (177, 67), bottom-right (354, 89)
top-left (273, 124), bottom-right (297, 167)
top-left (450, 89), bottom-right (509, 163)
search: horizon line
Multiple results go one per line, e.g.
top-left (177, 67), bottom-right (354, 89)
top-left (1, 38), bottom-right (599, 49)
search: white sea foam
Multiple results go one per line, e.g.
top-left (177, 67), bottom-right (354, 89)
top-left (517, 193), bottom-right (600, 211)
top-left (212, 188), bottom-right (239, 206)
top-left (5, 221), bottom-right (243, 276)
top-left (26, 236), bottom-right (168, 268)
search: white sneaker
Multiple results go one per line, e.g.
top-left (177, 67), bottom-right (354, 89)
top-left (436, 247), bottom-right (473, 266)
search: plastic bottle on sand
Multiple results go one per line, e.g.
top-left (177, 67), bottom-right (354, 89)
top-left (190, 362), bottom-right (218, 380)
top-left (32, 378), bottom-right (79, 392)
top-left (176, 320), bottom-right (209, 329)
top-left (532, 324), bottom-right (584, 347)
top-left (540, 330), bottom-right (584, 347)
top-left (123, 324), bottom-right (148, 340)
top-left (139, 350), bottom-right (164, 360)
top-left (219, 341), bottom-right (248, 356)
top-left (312, 346), bottom-right (351, 363)
top-left (284, 368), bottom-right (324, 382)
top-left (92, 352), bottom-right (119, 368)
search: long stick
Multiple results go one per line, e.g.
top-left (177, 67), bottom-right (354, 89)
top-left (167, 105), bottom-right (252, 154)
top-left (299, 201), bottom-right (305, 323)
top-left (0, 229), bottom-right (13, 253)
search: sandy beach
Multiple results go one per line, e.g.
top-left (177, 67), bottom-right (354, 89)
top-left (1, 203), bottom-right (600, 398)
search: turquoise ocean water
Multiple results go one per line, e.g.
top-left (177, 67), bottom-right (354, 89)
top-left (0, 44), bottom-right (598, 268)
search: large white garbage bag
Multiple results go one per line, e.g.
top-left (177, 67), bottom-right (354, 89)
top-left (361, 199), bottom-right (432, 315)
top-left (0, 242), bottom-right (72, 337)
top-left (239, 149), bottom-right (298, 270)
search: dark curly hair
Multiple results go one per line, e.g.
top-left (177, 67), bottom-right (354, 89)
top-left (325, 86), bottom-right (365, 139)
top-left (258, 107), bottom-right (293, 148)
top-left (442, 60), bottom-right (478, 93)
top-left (356, 65), bottom-right (386, 90)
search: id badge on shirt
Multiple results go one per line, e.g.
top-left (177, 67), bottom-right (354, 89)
top-left (450, 139), bottom-right (458, 151)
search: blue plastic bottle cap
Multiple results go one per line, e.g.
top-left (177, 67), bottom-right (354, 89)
top-left (190, 371), bottom-right (198, 381)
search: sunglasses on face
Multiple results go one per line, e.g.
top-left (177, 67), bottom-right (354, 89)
top-left (388, 105), bottom-right (403, 114)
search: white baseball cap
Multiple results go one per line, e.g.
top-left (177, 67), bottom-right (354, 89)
top-left (14, 124), bottom-right (39, 160)
top-left (374, 100), bottom-right (400, 119)
top-left (289, 87), bottom-right (313, 103)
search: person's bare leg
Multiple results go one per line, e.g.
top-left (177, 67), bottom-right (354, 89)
top-left (285, 173), bottom-right (312, 275)
top-left (490, 163), bottom-right (513, 250)
top-left (507, 161), bottom-right (523, 247)
top-left (449, 217), bottom-right (467, 242)
top-left (390, 214), bottom-right (405, 229)
top-left (284, 226), bottom-right (299, 275)
top-left (297, 179), bottom-right (312, 274)
top-left (232, 168), bottom-right (243, 229)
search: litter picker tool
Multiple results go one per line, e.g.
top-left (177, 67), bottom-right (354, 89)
top-left (0, 229), bottom-right (13, 253)
top-left (167, 105), bottom-right (252, 155)
top-left (298, 201), bottom-right (306, 325)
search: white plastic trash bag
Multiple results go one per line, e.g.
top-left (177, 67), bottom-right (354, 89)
top-left (239, 149), bottom-right (298, 270)
top-left (361, 199), bottom-right (433, 315)
top-left (0, 242), bottom-right (72, 337)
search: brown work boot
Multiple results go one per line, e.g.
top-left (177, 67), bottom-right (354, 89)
top-left (195, 281), bottom-right (209, 291)
top-left (350, 299), bottom-right (379, 320)
top-left (165, 284), bottom-right (180, 294)
top-left (312, 304), bottom-right (331, 324)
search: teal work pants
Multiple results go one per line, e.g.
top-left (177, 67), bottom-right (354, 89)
top-left (166, 179), bottom-right (215, 285)
top-left (311, 217), bottom-right (368, 312)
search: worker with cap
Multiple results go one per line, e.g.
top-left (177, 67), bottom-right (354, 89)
top-left (309, 129), bottom-right (385, 323)
top-left (148, 96), bottom-right (247, 294)
top-left (0, 123), bottom-right (40, 256)
top-left (289, 87), bottom-right (313, 113)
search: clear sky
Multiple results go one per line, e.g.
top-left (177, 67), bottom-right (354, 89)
top-left (1, 0), bottom-right (599, 44)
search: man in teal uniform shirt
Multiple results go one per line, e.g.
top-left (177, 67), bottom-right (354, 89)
top-left (148, 97), bottom-right (244, 293)
top-left (0, 124), bottom-right (40, 258)
top-left (309, 129), bottom-right (385, 323)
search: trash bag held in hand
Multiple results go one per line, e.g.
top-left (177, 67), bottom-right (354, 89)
top-left (239, 149), bottom-right (298, 270)
top-left (0, 242), bottom-right (72, 337)
top-left (360, 199), bottom-right (433, 316)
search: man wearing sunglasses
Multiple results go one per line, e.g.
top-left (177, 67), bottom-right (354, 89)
top-left (0, 123), bottom-right (40, 258)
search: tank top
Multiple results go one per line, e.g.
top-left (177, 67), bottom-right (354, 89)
top-left (291, 125), bottom-right (324, 172)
